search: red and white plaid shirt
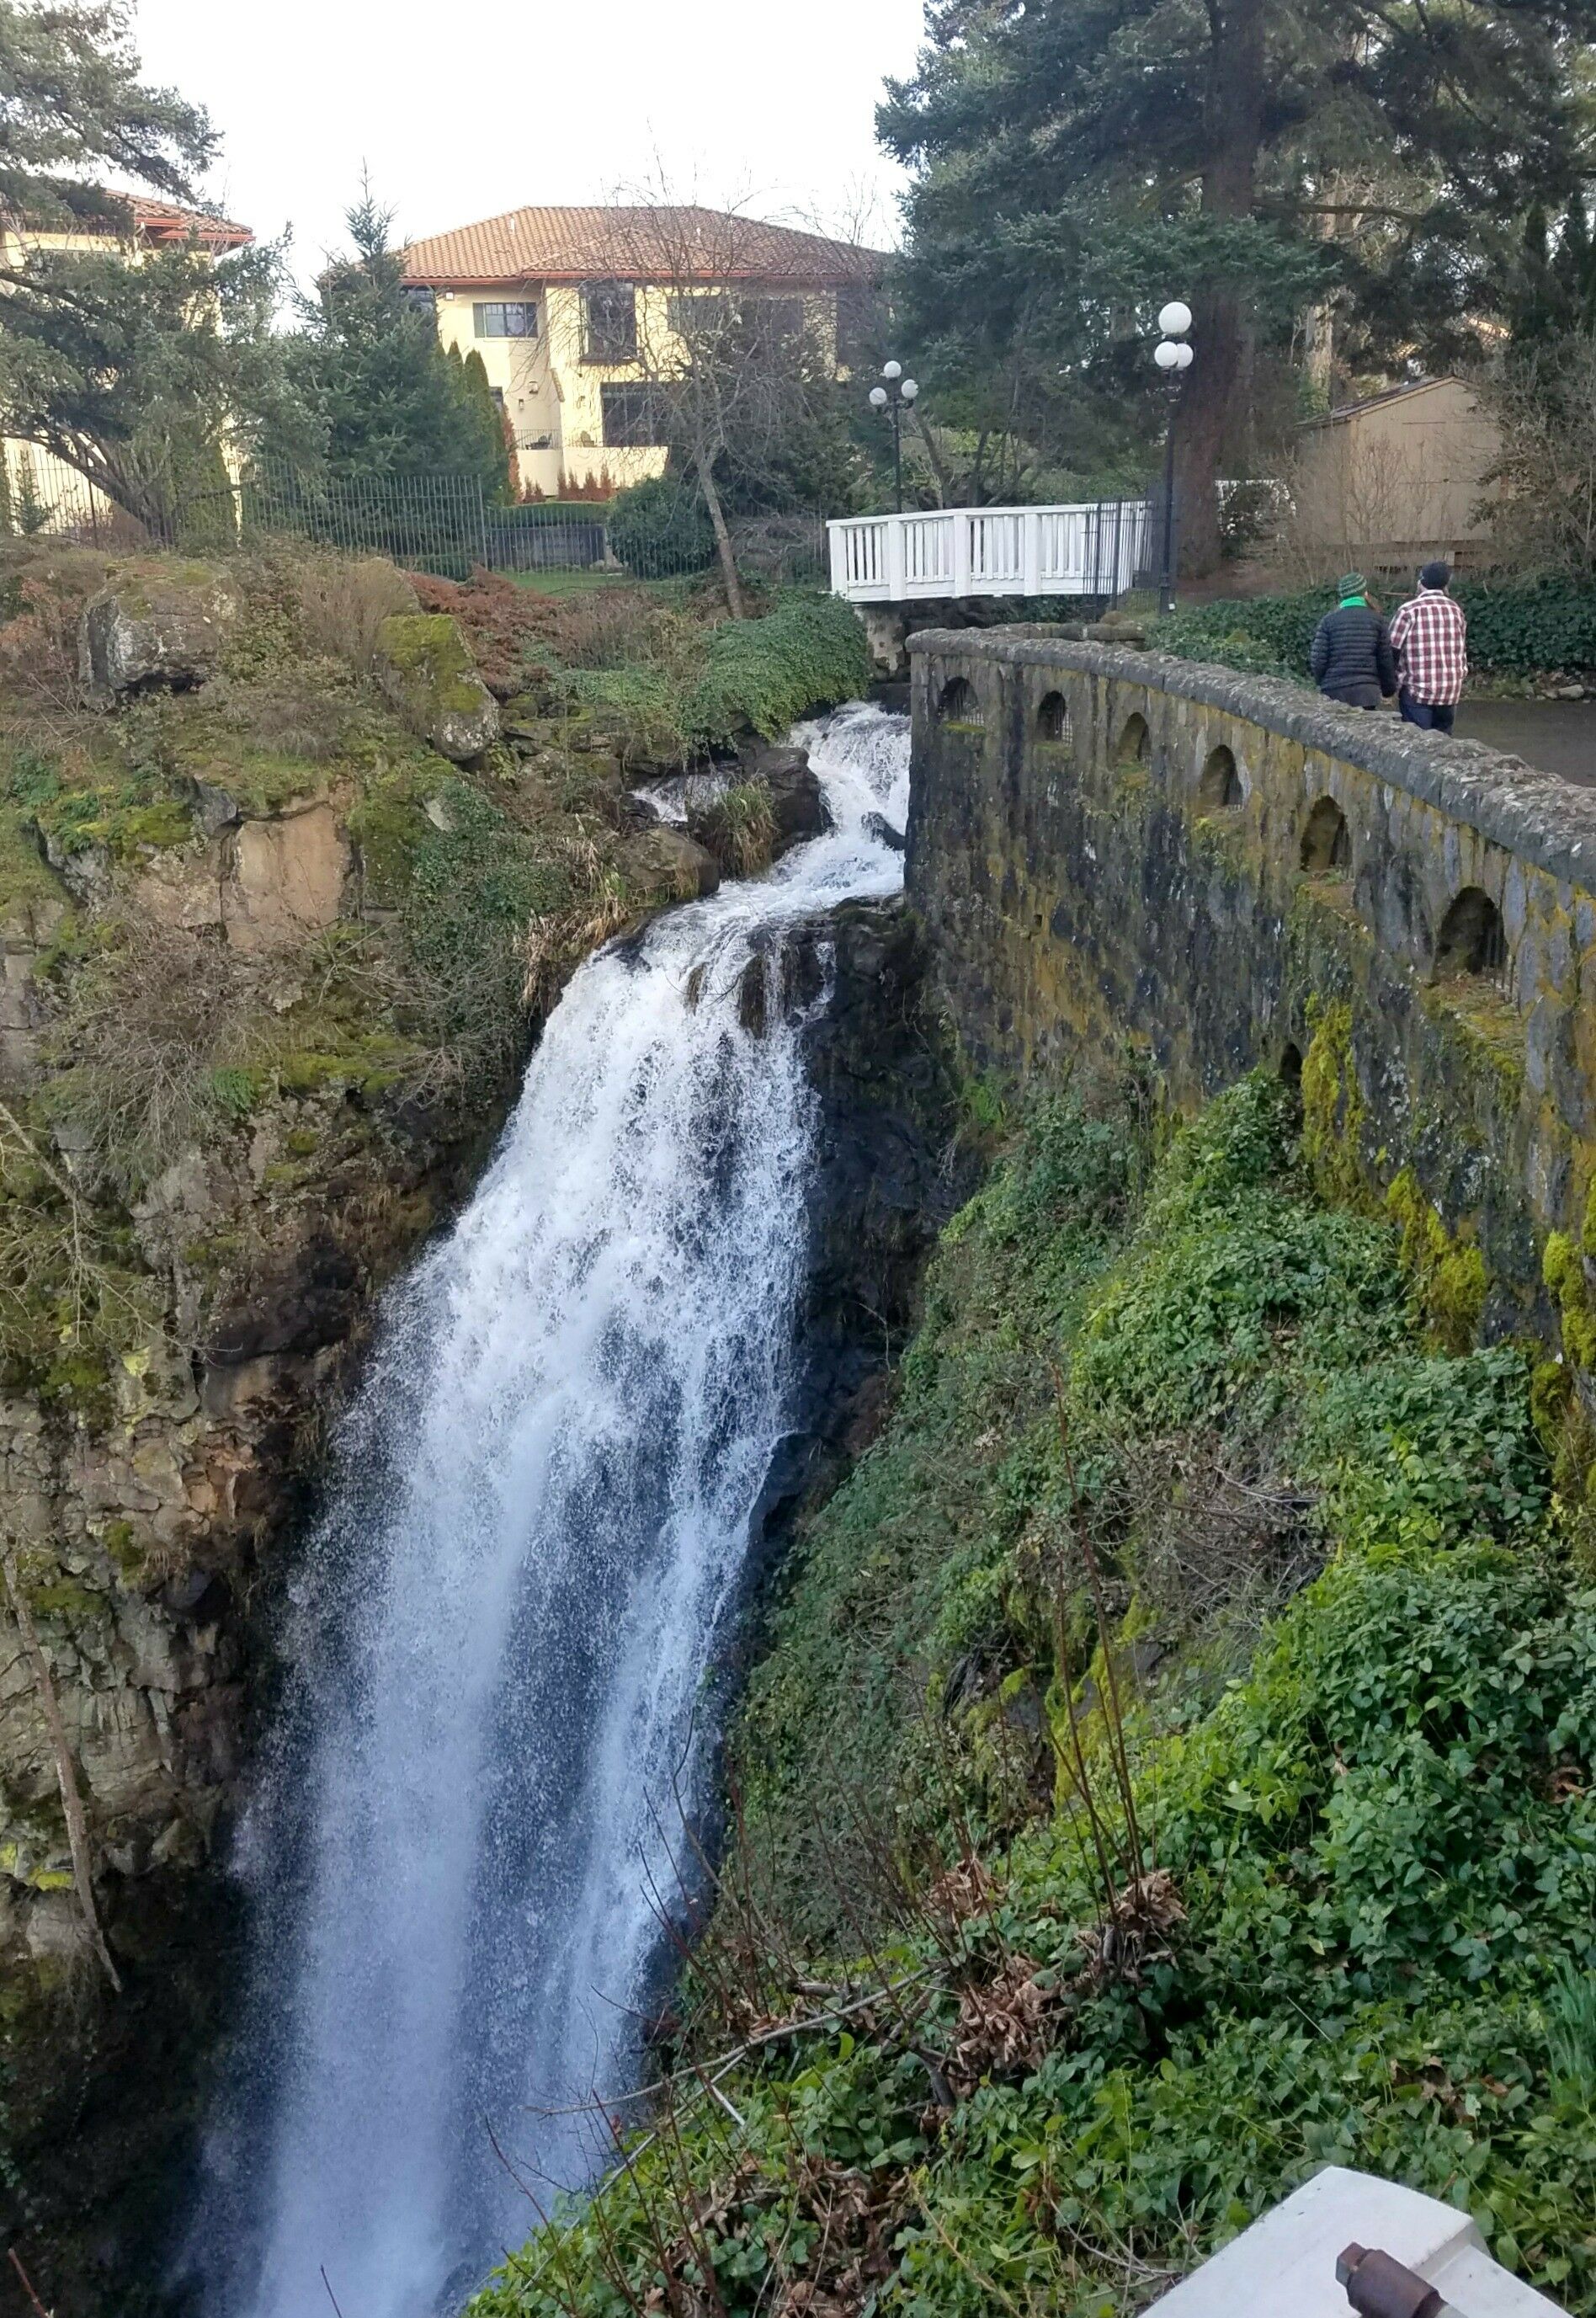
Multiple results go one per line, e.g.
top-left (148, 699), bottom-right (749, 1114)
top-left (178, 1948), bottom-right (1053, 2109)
top-left (1390, 588), bottom-right (1468, 706)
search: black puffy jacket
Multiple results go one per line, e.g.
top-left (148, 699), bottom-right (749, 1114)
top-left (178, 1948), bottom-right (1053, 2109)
top-left (1309, 602), bottom-right (1396, 706)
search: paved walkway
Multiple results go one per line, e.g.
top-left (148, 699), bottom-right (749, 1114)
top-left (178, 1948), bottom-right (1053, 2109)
top-left (1453, 701), bottom-right (1596, 789)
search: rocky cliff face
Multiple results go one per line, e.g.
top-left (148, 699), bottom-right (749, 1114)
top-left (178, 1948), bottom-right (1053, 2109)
top-left (0, 546), bottom-right (721, 2307)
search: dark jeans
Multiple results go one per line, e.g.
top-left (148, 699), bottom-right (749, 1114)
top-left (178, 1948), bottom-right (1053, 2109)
top-left (1399, 690), bottom-right (1455, 733)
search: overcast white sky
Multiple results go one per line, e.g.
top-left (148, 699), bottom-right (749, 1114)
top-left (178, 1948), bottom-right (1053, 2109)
top-left (129, 0), bottom-right (928, 288)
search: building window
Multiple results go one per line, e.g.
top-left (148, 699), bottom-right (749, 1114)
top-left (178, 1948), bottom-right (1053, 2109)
top-left (601, 382), bottom-right (671, 448)
top-left (473, 300), bottom-right (538, 339)
top-left (583, 281), bottom-right (637, 361)
top-left (666, 290), bottom-right (725, 339)
top-left (743, 294), bottom-right (805, 345)
top-left (402, 285), bottom-right (437, 319)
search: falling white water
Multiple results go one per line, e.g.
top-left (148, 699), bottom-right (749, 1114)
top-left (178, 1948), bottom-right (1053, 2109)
top-left (186, 703), bottom-right (910, 2318)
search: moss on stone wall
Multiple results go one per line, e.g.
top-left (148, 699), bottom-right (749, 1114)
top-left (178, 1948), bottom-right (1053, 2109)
top-left (1386, 1166), bottom-right (1488, 1353)
top-left (1301, 999), bottom-right (1365, 1207)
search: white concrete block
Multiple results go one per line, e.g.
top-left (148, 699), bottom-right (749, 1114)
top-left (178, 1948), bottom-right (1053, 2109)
top-left (1149, 2166), bottom-right (1567, 2316)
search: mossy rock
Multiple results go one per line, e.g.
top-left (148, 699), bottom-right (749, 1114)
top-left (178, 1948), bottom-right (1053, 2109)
top-left (373, 615), bottom-right (500, 763)
top-left (78, 564), bottom-right (239, 703)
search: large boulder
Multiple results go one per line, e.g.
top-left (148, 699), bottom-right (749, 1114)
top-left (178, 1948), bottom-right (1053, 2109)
top-left (372, 613), bottom-right (500, 762)
top-left (78, 566), bottom-right (238, 703)
top-left (741, 740), bottom-right (831, 853)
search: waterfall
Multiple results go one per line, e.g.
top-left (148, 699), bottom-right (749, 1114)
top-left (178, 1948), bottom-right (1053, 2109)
top-left (184, 704), bottom-right (911, 2318)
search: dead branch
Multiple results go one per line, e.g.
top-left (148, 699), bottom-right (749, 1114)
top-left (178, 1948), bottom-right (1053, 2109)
top-left (2, 1549), bottom-right (120, 1990)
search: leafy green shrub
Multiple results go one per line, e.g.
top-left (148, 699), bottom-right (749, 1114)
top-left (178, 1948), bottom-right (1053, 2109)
top-left (1155, 574), bottom-right (1596, 679)
top-left (559, 591), bottom-right (871, 762)
top-left (1152, 589), bottom-right (1331, 682)
top-left (685, 591), bottom-right (872, 744)
top-left (607, 474), bottom-right (716, 578)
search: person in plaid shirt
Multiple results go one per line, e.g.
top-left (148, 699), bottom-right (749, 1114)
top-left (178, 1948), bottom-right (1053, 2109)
top-left (1390, 561), bottom-right (1468, 733)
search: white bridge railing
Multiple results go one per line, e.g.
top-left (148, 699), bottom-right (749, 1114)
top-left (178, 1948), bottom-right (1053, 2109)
top-left (827, 499), bottom-right (1152, 605)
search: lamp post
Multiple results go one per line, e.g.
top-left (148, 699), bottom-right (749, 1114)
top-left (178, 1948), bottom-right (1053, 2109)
top-left (1152, 301), bottom-right (1194, 615)
top-left (869, 361), bottom-right (920, 513)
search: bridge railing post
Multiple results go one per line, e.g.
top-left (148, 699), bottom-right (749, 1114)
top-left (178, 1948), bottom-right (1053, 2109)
top-left (886, 513), bottom-right (907, 602)
top-left (1022, 508), bottom-right (1042, 598)
top-left (952, 510), bottom-right (971, 598)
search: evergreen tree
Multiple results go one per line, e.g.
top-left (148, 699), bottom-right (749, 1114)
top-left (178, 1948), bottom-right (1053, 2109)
top-left (0, 235), bottom-right (301, 535)
top-left (880, 0), bottom-right (1596, 570)
top-left (453, 347), bottom-right (512, 502)
top-left (0, 0), bottom-right (211, 228)
top-left (1513, 195), bottom-right (1596, 342)
top-left (287, 192), bottom-right (510, 492)
top-left (0, 1), bottom-right (285, 536)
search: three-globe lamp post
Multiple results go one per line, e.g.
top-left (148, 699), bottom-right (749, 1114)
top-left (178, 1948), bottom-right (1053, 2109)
top-left (1153, 301), bottom-right (1194, 615)
top-left (869, 362), bottom-right (920, 513)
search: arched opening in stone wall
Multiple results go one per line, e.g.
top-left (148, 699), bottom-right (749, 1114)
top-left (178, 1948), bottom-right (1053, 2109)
top-left (937, 675), bottom-right (980, 725)
top-left (1436, 886), bottom-right (1508, 979)
top-left (1037, 690), bottom-right (1071, 743)
top-left (1117, 712), bottom-right (1151, 765)
top-left (1301, 795), bottom-right (1351, 874)
top-left (1199, 744), bottom-right (1242, 811)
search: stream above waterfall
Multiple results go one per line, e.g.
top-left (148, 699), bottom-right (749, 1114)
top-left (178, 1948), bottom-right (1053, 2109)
top-left (181, 704), bottom-right (911, 2318)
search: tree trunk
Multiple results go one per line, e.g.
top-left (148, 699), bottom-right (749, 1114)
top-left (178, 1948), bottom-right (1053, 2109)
top-left (910, 408), bottom-right (952, 508)
top-left (1174, 0), bottom-right (1267, 578)
top-left (697, 457), bottom-right (745, 620)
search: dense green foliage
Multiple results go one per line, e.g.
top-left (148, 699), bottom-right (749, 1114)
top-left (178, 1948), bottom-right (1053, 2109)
top-left (607, 475), bottom-right (717, 578)
top-left (473, 1075), bottom-right (1596, 2318)
top-left (1156, 576), bottom-right (1596, 679)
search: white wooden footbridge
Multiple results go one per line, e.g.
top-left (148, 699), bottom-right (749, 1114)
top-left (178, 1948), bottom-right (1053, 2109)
top-left (827, 498), bottom-right (1152, 605)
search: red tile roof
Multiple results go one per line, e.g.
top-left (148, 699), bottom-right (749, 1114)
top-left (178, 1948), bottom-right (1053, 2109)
top-left (129, 198), bottom-right (252, 250)
top-left (402, 204), bottom-right (882, 289)
top-left (3, 194), bottom-right (252, 250)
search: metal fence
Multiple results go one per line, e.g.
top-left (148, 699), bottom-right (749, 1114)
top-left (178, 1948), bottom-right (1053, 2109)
top-left (0, 450), bottom-right (832, 589)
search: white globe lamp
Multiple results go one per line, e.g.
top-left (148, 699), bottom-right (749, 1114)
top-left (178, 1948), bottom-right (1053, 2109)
top-left (1154, 340), bottom-right (1181, 371)
top-left (1158, 300), bottom-right (1193, 338)
top-left (901, 378), bottom-right (919, 402)
top-left (882, 360), bottom-right (902, 381)
top-left (869, 385), bottom-right (889, 408)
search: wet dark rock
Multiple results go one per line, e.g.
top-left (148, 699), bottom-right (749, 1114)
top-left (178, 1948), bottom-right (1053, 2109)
top-left (737, 741), bottom-right (833, 855)
top-left (745, 898), bottom-right (971, 1555)
top-left (206, 1234), bottom-right (360, 1365)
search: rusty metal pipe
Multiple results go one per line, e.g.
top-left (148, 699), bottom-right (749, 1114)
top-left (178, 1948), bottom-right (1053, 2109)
top-left (1338, 2241), bottom-right (1447, 2318)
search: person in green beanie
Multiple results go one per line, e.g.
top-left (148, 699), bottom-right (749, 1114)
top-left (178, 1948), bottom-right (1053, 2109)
top-left (1309, 573), bottom-right (1396, 710)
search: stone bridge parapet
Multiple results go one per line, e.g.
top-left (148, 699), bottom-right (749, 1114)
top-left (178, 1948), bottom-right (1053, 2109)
top-left (907, 627), bottom-right (1596, 1335)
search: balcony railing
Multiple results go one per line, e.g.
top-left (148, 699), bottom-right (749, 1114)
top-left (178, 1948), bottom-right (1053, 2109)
top-left (827, 498), bottom-right (1152, 605)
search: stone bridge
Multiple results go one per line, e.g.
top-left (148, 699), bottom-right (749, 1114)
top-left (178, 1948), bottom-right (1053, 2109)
top-left (906, 627), bottom-right (1596, 1348)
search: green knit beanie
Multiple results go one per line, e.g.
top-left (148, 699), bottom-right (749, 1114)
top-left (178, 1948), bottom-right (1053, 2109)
top-left (1337, 571), bottom-right (1367, 599)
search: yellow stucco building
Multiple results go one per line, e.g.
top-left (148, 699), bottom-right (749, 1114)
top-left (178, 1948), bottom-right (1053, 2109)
top-left (0, 200), bottom-right (252, 537)
top-left (400, 205), bottom-right (880, 500)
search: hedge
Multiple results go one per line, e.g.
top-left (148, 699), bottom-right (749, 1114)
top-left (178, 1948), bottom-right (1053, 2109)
top-left (1154, 575), bottom-right (1596, 679)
